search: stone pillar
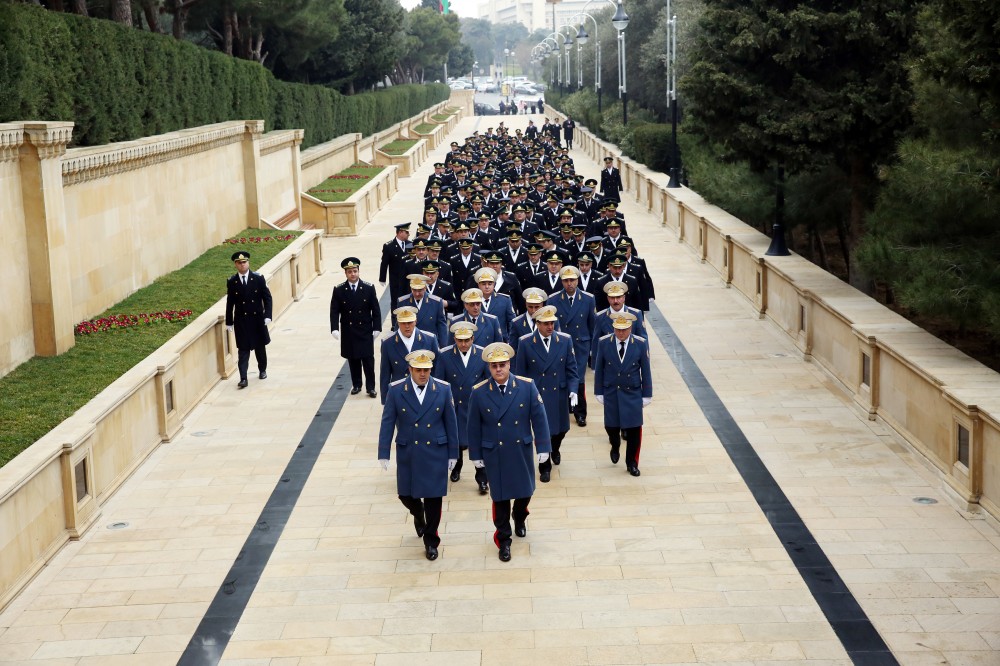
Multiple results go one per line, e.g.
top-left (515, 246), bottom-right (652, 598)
top-left (19, 121), bottom-right (75, 357)
top-left (242, 120), bottom-right (265, 230)
top-left (290, 129), bottom-right (305, 227)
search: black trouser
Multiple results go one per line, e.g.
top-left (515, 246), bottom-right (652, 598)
top-left (237, 346), bottom-right (267, 381)
top-left (492, 497), bottom-right (531, 548)
top-left (566, 139), bottom-right (573, 149)
top-left (572, 380), bottom-right (588, 418)
top-left (606, 426), bottom-right (642, 468)
top-left (348, 356), bottom-right (376, 391)
top-left (397, 495), bottom-right (443, 548)
top-left (451, 447), bottom-right (488, 484)
top-left (538, 431), bottom-right (566, 474)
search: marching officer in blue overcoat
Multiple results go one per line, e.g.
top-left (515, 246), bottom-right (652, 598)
top-left (467, 343), bottom-right (551, 562)
top-left (396, 274), bottom-right (449, 342)
top-left (593, 312), bottom-right (653, 477)
top-left (509, 287), bottom-right (559, 353)
top-left (548, 266), bottom-right (596, 427)
top-left (379, 306), bottom-right (440, 404)
top-left (452, 288), bottom-right (504, 347)
top-left (591, 281), bottom-right (647, 363)
top-left (475, 267), bottom-right (516, 340)
top-left (225, 251), bottom-right (272, 389)
top-left (330, 257), bottom-right (381, 397)
top-left (513, 305), bottom-right (579, 482)
top-left (378, 350), bottom-right (459, 561)
top-left (434, 322), bottom-right (491, 494)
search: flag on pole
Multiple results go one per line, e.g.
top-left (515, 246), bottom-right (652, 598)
top-left (441, 0), bottom-right (449, 13)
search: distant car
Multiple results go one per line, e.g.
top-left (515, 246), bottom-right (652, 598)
top-left (514, 83), bottom-right (537, 95)
top-left (474, 102), bottom-right (500, 116)
top-left (476, 81), bottom-right (499, 93)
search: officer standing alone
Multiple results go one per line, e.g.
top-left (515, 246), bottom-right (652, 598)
top-left (330, 257), bottom-right (382, 397)
top-left (225, 251), bottom-right (272, 389)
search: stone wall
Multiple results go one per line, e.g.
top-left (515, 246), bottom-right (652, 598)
top-left (0, 125), bottom-right (34, 375)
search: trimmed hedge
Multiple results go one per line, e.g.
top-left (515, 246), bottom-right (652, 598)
top-left (0, 3), bottom-right (449, 148)
top-left (631, 124), bottom-right (679, 174)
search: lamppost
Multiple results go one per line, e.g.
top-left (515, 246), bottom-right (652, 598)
top-left (573, 12), bottom-right (601, 111)
top-left (611, 0), bottom-right (629, 124)
top-left (665, 1), bottom-right (681, 188)
top-left (559, 24), bottom-right (575, 95)
top-left (504, 47), bottom-right (511, 104)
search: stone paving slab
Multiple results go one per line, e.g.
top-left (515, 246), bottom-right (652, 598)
top-left (0, 113), bottom-right (998, 665)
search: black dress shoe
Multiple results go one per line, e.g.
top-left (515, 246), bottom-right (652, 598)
top-left (350, 387), bottom-right (362, 395)
top-left (367, 390), bottom-right (377, 398)
top-left (514, 521), bottom-right (526, 538)
top-left (551, 450), bottom-right (561, 465)
top-left (477, 480), bottom-right (488, 495)
top-left (498, 544), bottom-right (512, 562)
top-left (425, 545), bottom-right (438, 561)
top-left (259, 371), bottom-right (267, 380)
top-left (237, 379), bottom-right (248, 389)
top-left (413, 513), bottom-right (426, 537)
top-left (576, 414), bottom-right (586, 427)
top-left (450, 469), bottom-right (461, 483)
top-left (610, 448), bottom-right (620, 464)
top-left (628, 465), bottom-right (641, 477)
top-left (539, 471), bottom-right (550, 483)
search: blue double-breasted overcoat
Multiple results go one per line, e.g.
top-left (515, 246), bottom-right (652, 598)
top-left (378, 377), bottom-right (459, 498)
top-left (467, 376), bottom-right (552, 501)
top-left (379, 329), bottom-right (440, 403)
top-left (548, 290), bottom-right (596, 378)
top-left (593, 334), bottom-right (653, 429)
top-left (451, 312), bottom-right (504, 347)
top-left (397, 293), bottom-right (449, 343)
top-left (433, 344), bottom-right (489, 445)
top-left (590, 306), bottom-right (646, 366)
top-left (513, 332), bottom-right (580, 435)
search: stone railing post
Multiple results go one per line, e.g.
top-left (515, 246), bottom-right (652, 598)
top-left (242, 120), bottom-right (265, 229)
top-left (19, 121), bottom-right (75, 357)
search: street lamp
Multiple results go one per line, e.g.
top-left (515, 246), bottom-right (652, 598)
top-left (573, 12), bottom-right (601, 110)
top-left (504, 47), bottom-right (511, 105)
top-left (611, 0), bottom-right (629, 124)
top-left (559, 24), bottom-right (575, 95)
top-left (665, 2), bottom-right (681, 188)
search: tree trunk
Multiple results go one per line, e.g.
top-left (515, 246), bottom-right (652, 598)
top-left (111, 0), bottom-right (133, 27)
top-left (49, 0), bottom-right (65, 12)
top-left (140, 0), bottom-right (161, 32)
top-left (222, 8), bottom-right (234, 56)
top-left (847, 155), bottom-right (872, 293)
top-left (72, 0), bottom-right (88, 15)
top-left (815, 226), bottom-right (829, 271)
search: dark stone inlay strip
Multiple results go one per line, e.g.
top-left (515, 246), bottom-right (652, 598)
top-left (645, 302), bottom-right (898, 665)
top-left (178, 289), bottom-right (391, 665)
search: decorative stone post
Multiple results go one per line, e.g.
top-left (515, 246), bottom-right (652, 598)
top-left (242, 120), bottom-right (265, 229)
top-left (19, 121), bottom-right (76, 357)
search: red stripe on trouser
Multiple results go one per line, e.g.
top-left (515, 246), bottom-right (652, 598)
top-left (492, 501), bottom-right (500, 548)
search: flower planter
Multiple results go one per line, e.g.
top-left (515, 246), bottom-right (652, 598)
top-left (301, 165), bottom-right (399, 237)
top-left (374, 139), bottom-right (427, 178)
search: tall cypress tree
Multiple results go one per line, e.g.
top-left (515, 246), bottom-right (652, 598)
top-left (684, 0), bottom-right (916, 278)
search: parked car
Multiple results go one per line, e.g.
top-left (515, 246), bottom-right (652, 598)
top-left (476, 81), bottom-right (499, 93)
top-left (514, 83), bottom-right (538, 95)
top-left (474, 102), bottom-right (501, 116)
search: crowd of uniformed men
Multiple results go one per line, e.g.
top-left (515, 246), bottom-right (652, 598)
top-left (324, 123), bottom-right (654, 562)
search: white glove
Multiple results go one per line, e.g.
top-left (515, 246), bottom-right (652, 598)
top-left (332, 330), bottom-right (341, 340)
top-left (264, 318), bottom-right (271, 325)
top-left (378, 459), bottom-right (390, 471)
top-left (647, 298), bottom-right (654, 303)
top-left (569, 392), bottom-right (578, 408)
top-left (372, 330), bottom-right (380, 339)
top-left (642, 397), bottom-right (652, 406)
top-left (448, 459), bottom-right (457, 471)
top-left (226, 325), bottom-right (234, 332)
top-left (595, 395), bottom-right (605, 405)
top-left (472, 460), bottom-right (485, 469)
top-left (537, 453), bottom-right (549, 464)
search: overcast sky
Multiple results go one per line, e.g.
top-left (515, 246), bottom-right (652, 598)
top-left (399, 0), bottom-right (479, 17)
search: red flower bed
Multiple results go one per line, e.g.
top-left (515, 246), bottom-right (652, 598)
top-left (75, 310), bottom-right (194, 335)
top-left (225, 235), bottom-right (295, 245)
top-left (325, 174), bottom-right (374, 180)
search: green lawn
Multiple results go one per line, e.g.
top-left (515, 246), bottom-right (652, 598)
top-left (306, 164), bottom-right (386, 202)
top-left (412, 123), bottom-right (438, 134)
top-left (380, 139), bottom-right (418, 155)
top-left (431, 114), bottom-right (451, 122)
top-left (0, 229), bottom-right (301, 467)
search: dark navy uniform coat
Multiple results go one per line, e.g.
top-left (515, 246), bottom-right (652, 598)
top-left (593, 334), bottom-right (653, 429)
top-left (591, 306), bottom-right (647, 366)
top-left (513, 331), bottom-right (580, 435)
top-left (548, 290), bottom-right (596, 378)
top-left (508, 314), bottom-right (561, 354)
top-left (226, 271), bottom-right (272, 350)
top-left (378, 377), bottom-right (459, 498)
top-left (329, 280), bottom-right (381, 360)
top-left (379, 329), bottom-right (440, 403)
top-left (482, 292), bottom-right (516, 340)
top-left (467, 376), bottom-right (552, 501)
top-left (433, 344), bottom-right (489, 445)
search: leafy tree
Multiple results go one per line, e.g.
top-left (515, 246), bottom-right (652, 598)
top-left (398, 8), bottom-right (462, 82)
top-left (684, 0), bottom-right (917, 279)
top-left (460, 17), bottom-right (494, 69)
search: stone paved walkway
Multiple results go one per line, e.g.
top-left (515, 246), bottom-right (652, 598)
top-left (1, 113), bottom-right (998, 666)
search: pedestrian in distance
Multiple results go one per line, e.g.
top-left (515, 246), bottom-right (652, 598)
top-left (225, 251), bottom-right (272, 389)
top-left (378, 350), bottom-right (459, 561)
top-left (330, 257), bottom-right (381, 397)
top-left (467, 343), bottom-right (552, 562)
top-left (593, 311), bottom-right (653, 476)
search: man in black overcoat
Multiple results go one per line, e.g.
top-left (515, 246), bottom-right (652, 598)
top-left (379, 222), bottom-right (412, 303)
top-left (226, 251), bottom-right (273, 389)
top-left (331, 257), bottom-right (383, 397)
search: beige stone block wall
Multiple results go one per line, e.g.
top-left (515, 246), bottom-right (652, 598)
top-left (91, 375), bottom-right (162, 500)
top-left (982, 419), bottom-right (1000, 515)
top-left (301, 134), bottom-right (359, 192)
top-left (809, 304), bottom-right (856, 386)
top-left (0, 140), bottom-right (34, 377)
top-left (259, 130), bottom-right (303, 226)
top-left (63, 139), bottom-right (249, 325)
